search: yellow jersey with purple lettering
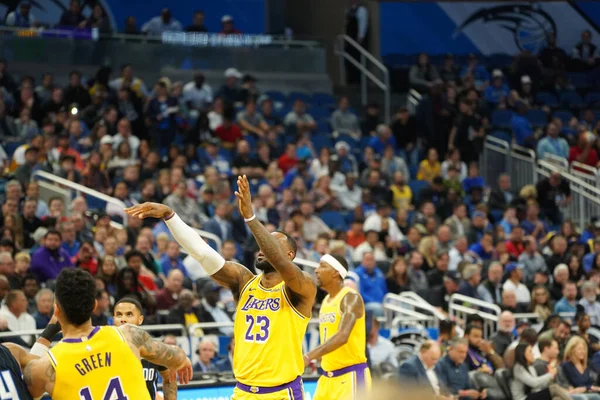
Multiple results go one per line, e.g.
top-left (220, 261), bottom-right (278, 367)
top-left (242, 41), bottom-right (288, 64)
top-left (319, 287), bottom-right (367, 372)
top-left (47, 326), bottom-right (150, 400)
top-left (233, 274), bottom-right (309, 387)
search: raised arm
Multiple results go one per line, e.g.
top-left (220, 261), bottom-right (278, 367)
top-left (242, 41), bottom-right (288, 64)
top-left (159, 369), bottom-right (178, 400)
top-left (235, 175), bottom-right (316, 304)
top-left (303, 291), bottom-right (363, 365)
top-left (118, 324), bottom-right (192, 384)
top-left (125, 203), bottom-right (254, 299)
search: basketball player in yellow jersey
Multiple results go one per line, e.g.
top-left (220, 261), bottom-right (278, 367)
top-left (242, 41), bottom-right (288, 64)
top-left (305, 254), bottom-right (371, 400)
top-left (8, 268), bottom-right (193, 400)
top-left (126, 175), bottom-right (317, 400)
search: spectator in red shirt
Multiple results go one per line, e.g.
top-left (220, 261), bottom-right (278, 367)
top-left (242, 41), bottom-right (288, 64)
top-left (568, 132), bottom-right (599, 169)
top-left (220, 15), bottom-right (241, 35)
top-left (346, 219), bottom-right (366, 248)
top-left (215, 106), bottom-right (242, 149)
top-left (56, 133), bottom-right (84, 170)
top-left (278, 143), bottom-right (298, 173)
top-left (505, 225), bottom-right (525, 259)
top-left (125, 249), bottom-right (158, 292)
top-left (73, 241), bottom-right (98, 275)
top-left (155, 268), bottom-right (184, 311)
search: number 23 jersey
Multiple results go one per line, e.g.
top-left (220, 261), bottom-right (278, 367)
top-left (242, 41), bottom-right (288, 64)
top-left (233, 275), bottom-right (309, 387)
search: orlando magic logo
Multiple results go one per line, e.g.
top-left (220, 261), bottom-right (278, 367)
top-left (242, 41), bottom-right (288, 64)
top-left (455, 4), bottom-right (557, 53)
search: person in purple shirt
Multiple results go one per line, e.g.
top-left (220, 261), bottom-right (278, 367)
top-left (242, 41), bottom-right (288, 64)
top-left (30, 229), bottom-right (74, 282)
top-left (368, 124), bottom-right (397, 155)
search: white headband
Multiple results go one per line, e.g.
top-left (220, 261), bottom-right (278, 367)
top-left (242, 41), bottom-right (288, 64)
top-left (321, 254), bottom-right (347, 279)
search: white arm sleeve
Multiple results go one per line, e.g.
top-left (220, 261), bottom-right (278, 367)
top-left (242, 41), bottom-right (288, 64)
top-left (165, 213), bottom-right (225, 275)
top-left (30, 343), bottom-right (49, 357)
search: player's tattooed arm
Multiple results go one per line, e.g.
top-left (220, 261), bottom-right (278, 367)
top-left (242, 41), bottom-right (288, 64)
top-left (304, 291), bottom-right (364, 364)
top-left (159, 369), bottom-right (178, 400)
top-left (22, 356), bottom-right (54, 398)
top-left (119, 324), bottom-right (193, 384)
top-left (235, 175), bottom-right (316, 305)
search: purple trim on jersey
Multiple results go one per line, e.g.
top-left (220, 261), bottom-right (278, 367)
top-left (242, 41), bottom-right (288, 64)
top-left (354, 365), bottom-right (367, 388)
top-left (62, 326), bottom-right (101, 343)
top-left (322, 362), bottom-right (368, 378)
top-left (236, 375), bottom-right (303, 396)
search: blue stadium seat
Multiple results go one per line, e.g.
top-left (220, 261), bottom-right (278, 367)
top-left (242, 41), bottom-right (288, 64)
top-left (311, 92), bottom-right (335, 107)
top-left (561, 127), bottom-right (578, 137)
top-left (275, 106), bottom-right (291, 119)
top-left (4, 141), bottom-right (23, 158)
top-left (552, 109), bottom-right (574, 124)
top-left (218, 148), bottom-right (233, 162)
top-left (243, 134), bottom-right (257, 151)
top-left (560, 91), bottom-right (585, 108)
top-left (490, 209), bottom-right (504, 222)
top-left (535, 92), bottom-right (559, 107)
top-left (335, 134), bottom-right (358, 149)
top-left (585, 92), bottom-right (600, 106)
top-left (309, 107), bottom-right (330, 121)
top-left (490, 131), bottom-right (512, 143)
top-left (317, 119), bottom-right (330, 134)
top-left (568, 72), bottom-right (590, 88)
top-left (311, 134), bottom-right (333, 152)
top-left (319, 211), bottom-right (347, 231)
top-left (359, 136), bottom-right (371, 149)
top-left (526, 109), bottom-right (548, 128)
top-left (491, 110), bottom-right (514, 128)
top-left (287, 92), bottom-right (311, 105)
top-left (409, 165), bottom-right (419, 180)
top-left (264, 90), bottom-right (286, 103)
top-left (408, 180), bottom-right (429, 199)
top-left (86, 196), bottom-right (107, 212)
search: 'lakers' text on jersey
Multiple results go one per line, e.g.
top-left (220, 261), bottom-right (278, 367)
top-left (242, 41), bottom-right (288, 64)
top-left (0, 344), bottom-right (32, 400)
top-left (48, 326), bottom-right (150, 400)
top-left (233, 275), bottom-right (309, 387)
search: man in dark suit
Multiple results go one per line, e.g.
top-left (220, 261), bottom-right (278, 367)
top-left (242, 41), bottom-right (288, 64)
top-left (398, 340), bottom-right (448, 397)
top-left (202, 203), bottom-right (233, 242)
top-left (488, 174), bottom-right (515, 211)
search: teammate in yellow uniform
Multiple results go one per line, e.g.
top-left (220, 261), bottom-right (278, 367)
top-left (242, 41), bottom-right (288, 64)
top-left (305, 254), bottom-right (371, 400)
top-left (11, 268), bottom-right (193, 400)
top-left (125, 175), bottom-right (316, 400)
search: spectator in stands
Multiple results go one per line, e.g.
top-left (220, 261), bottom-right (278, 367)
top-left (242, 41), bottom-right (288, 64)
top-left (570, 131), bottom-right (599, 169)
top-left (364, 202), bottom-right (404, 243)
top-left (220, 15), bottom-right (241, 35)
top-left (5, 2), bottom-right (36, 27)
top-left (448, 236), bottom-right (468, 272)
top-left (198, 282), bottom-right (233, 336)
top-left (355, 252), bottom-right (387, 307)
top-left (398, 340), bottom-right (444, 394)
top-left (409, 53), bottom-right (440, 93)
top-left (183, 73), bottom-right (212, 111)
top-left (521, 202), bottom-right (547, 240)
top-left (163, 181), bottom-right (202, 228)
top-left (502, 289), bottom-right (528, 313)
top-left (165, 288), bottom-right (200, 327)
top-left (561, 336), bottom-right (600, 398)
top-left (96, 256), bottom-right (118, 296)
top-left (427, 271), bottom-right (460, 313)
top-left (576, 312), bottom-right (600, 357)
top-left (539, 33), bottom-right (568, 73)
top-left (547, 235), bottom-right (570, 275)
top-left (510, 342), bottom-right (558, 400)
top-left (237, 98), bottom-right (269, 138)
top-left (147, 80), bottom-right (179, 150)
top-left (91, 290), bottom-right (110, 326)
top-left (554, 281), bottom-right (578, 314)
top-left (367, 318), bottom-right (398, 370)
top-left (124, 249), bottom-right (157, 292)
top-left (505, 225), bottom-right (525, 259)
top-left (63, 70), bottom-right (90, 109)
top-left (217, 68), bottom-right (242, 104)
top-left (444, 204), bottom-right (470, 242)
top-left (538, 319), bottom-right (571, 358)
top-left (185, 10), bottom-right (207, 32)
top-left (215, 339), bottom-right (234, 373)
top-left (572, 29), bottom-right (598, 69)
top-left (159, 241), bottom-right (187, 277)
top-left (381, 145), bottom-right (409, 182)
top-left (477, 262), bottom-right (503, 305)
top-left (464, 323), bottom-right (504, 373)
top-left (278, 143), bottom-right (298, 174)
top-left (460, 54), bottom-right (490, 90)
top-left (439, 53), bottom-right (460, 84)
top-left (519, 236), bottom-right (548, 286)
top-left (193, 339), bottom-right (218, 373)
top-left (141, 8), bottom-right (182, 35)
top-left (0, 290), bottom-right (35, 345)
top-left (284, 99), bottom-right (316, 138)
top-left (511, 102), bottom-right (535, 148)
top-left (417, 148), bottom-right (441, 183)
top-left (503, 262), bottom-right (531, 305)
top-left (15, 107), bottom-right (39, 140)
top-left (32, 288), bottom-right (53, 329)
top-left (484, 69), bottom-right (510, 108)
top-left (334, 173), bottom-right (362, 212)
top-left (298, 201), bottom-right (333, 243)
top-left (59, 221), bottom-right (79, 259)
top-left (579, 282), bottom-right (600, 326)
top-left (0, 100), bottom-right (16, 142)
top-left (331, 96), bottom-right (361, 139)
top-left (30, 229), bottom-right (73, 283)
top-left (405, 251), bottom-right (426, 292)
top-left (21, 275), bottom-right (37, 315)
top-left (441, 149), bottom-right (467, 181)
top-left (457, 264), bottom-right (481, 299)
top-left (385, 257), bottom-right (410, 295)
top-left (113, 118), bottom-right (140, 155)
top-left (202, 203), bottom-right (233, 243)
top-left (491, 311), bottom-right (516, 357)
top-left (533, 338), bottom-right (560, 376)
top-left (58, 0), bottom-right (84, 27)
top-left (82, 4), bottom-right (111, 34)
top-left (14, 147), bottom-right (39, 187)
top-left (530, 285), bottom-right (553, 322)
top-left (437, 338), bottom-right (484, 400)
top-left (537, 122), bottom-right (569, 160)
top-left (549, 264), bottom-right (570, 303)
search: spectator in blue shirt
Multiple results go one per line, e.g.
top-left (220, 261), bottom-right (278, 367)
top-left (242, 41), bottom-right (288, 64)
top-left (368, 124), bottom-right (397, 155)
top-left (437, 338), bottom-right (484, 399)
top-left (460, 54), bottom-right (490, 89)
top-left (511, 103), bottom-right (535, 147)
top-left (457, 264), bottom-right (481, 299)
top-left (536, 122), bottom-right (569, 160)
top-left (554, 281), bottom-right (578, 314)
top-left (468, 232), bottom-right (495, 261)
top-left (159, 241), bottom-right (188, 278)
top-left (484, 69), bottom-right (510, 107)
top-left (354, 252), bottom-right (387, 306)
top-left (462, 162), bottom-right (486, 194)
top-left (59, 221), bottom-right (80, 259)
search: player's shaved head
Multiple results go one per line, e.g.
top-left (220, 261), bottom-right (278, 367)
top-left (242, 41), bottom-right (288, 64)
top-left (55, 268), bottom-right (97, 326)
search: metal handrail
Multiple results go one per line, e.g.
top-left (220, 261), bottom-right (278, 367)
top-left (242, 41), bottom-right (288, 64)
top-left (541, 154), bottom-right (569, 170)
top-left (0, 323), bottom-right (188, 339)
top-left (334, 34), bottom-right (390, 123)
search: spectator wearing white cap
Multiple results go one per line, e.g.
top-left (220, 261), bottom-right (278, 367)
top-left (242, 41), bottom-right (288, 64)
top-left (334, 141), bottom-right (359, 174)
top-left (220, 15), bottom-right (241, 35)
top-left (216, 68), bottom-right (242, 104)
top-left (483, 69), bottom-right (509, 107)
top-left (141, 8), bottom-right (182, 35)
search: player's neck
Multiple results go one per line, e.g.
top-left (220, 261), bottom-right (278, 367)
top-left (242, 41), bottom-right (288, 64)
top-left (259, 271), bottom-right (282, 288)
top-left (61, 320), bottom-right (94, 339)
top-left (325, 282), bottom-right (345, 299)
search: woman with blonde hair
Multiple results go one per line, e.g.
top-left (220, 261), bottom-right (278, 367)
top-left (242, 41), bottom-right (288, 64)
top-left (562, 336), bottom-right (600, 399)
top-left (418, 236), bottom-right (438, 270)
top-left (520, 184), bottom-right (538, 201)
top-left (14, 251), bottom-right (31, 278)
top-left (530, 285), bottom-right (553, 321)
top-left (309, 174), bottom-right (340, 212)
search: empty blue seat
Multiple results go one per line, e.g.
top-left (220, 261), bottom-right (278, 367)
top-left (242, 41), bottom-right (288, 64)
top-left (319, 211), bottom-right (347, 231)
top-left (311, 134), bottom-right (333, 152)
top-left (491, 110), bottom-right (514, 128)
top-left (264, 90), bottom-right (286, 103)
top-left (568, 72), bottom-right (589, 88)
top-left (311, 92), bottom-right (336, 107)
top-left (317, 120), bottom-right (330, 134)
top-left (490, 209), bottom-right (504, 222)
top-left (585, 92), bottom-right (600, 106)
top-left (275, 106), bottom-right (291, 119)
top-left (287, 92), bottom-right (311, 105)
top-left (409, 165), bottom-right (419, 180)
top-left (86, 196), bottom-right (107, 211)
top-left (218, 148), bottom-right (233, 162)
top-left (560, 92), bottom-right (585, 108)
top-left (526, 109), bottom-right (548, 128)
top-left (309, 107), bottom-right (330, 121)
top-left (552, 109), bottom-right (574, 124)
top-left (408, 180), bottom-right (429, 199)
top-left (535, 92), bottom-right (559, 107)
top-left (490, 131), bottom-right (512, 143)
top-left (5, 141), bottom-right (23, 159)
top-left (243, 134), bottom-right (258, 151)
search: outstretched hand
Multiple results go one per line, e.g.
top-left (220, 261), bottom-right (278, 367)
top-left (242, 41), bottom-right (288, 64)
top-left (234, 175), bottom-right (254, 220)
top-left (124, 203), bottom-right (172, 220)
top-left (170, 357), bottom-right (193, 385)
